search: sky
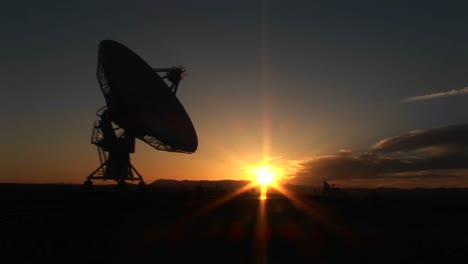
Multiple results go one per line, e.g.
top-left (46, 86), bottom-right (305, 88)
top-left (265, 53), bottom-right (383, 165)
top-left (1, 0), bottom-right (468, 187)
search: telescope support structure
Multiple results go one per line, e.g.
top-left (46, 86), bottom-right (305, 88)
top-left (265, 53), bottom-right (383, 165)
top-left (85, 108), bottom-right (145, 189)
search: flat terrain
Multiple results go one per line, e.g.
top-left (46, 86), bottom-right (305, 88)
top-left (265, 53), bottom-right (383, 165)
top-left (1, 184), bottom-right (468, 263)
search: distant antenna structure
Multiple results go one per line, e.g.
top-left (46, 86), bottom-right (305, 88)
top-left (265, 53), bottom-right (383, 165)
top-left (85, 40), bottom-right (198, 188)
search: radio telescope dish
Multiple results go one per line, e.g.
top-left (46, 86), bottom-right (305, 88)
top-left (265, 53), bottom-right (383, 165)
top-left (85, 40), bottom-right (198, 188)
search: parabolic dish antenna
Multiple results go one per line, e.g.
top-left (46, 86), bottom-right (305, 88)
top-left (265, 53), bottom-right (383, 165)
top-left (86, 40), bottom-right (198, 188)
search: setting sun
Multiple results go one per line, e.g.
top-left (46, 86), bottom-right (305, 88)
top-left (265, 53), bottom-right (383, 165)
top-left (255, 166), bottom-right (276, 186)
top-left (244, 162), bottom-right (285, 199)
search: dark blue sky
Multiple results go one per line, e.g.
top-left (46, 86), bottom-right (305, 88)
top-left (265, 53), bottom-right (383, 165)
top-left (1, 0), bottom-right (468, 186)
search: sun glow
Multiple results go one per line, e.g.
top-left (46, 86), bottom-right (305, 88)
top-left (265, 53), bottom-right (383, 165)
top-left (245, 163), bottom-right (283, 200)
top-left (251, 165), bottom-right (282, 187)
top-left (255, 166), bottom-right (275, 186)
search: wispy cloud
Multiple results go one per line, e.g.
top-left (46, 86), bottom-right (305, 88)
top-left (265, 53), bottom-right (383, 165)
top-left (401, 87), bottom-right (468, 103)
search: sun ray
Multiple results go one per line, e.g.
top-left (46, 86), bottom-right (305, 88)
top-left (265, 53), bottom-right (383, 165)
top-left (270, 183), bottom-right (356, 244)
top-left (261, 0), bottom-right (271, 164)
top-left (254, 194), bottom-right (268, 264)
top-left (260, 185), bottom-right (268, 200)
top-left (183, 181), bottom-right (257, 223)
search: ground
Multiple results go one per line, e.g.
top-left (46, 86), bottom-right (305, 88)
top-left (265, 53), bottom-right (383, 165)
top-left (1, 184), bottom-right (468, 263)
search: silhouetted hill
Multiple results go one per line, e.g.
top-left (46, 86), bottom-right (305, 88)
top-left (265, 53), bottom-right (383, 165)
top-left (149, 179), bottom-right (252, 191)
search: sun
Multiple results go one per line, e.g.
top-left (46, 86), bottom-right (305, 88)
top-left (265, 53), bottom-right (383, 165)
top-left (250, 164), bottom-right (283, 187)
top-left (255, 166), bottom-right (275, 186)
top-left (245, 162), bottom-right (285, 199)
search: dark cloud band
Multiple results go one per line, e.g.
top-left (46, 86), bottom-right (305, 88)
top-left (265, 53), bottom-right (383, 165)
top-left (293, 123), bottom-right (468, 185)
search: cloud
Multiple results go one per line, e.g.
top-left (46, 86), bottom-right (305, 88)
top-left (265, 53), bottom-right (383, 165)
top-left (291, 123), bottom-right (468, 186)
top-left (292, 154), bottom-right (376, 185)
top-left (380, 171), bottom-right (459, 179)
top-left (372, 123), bottom-right (468, 154)
top-left (401, 87), bottom-right (468, 103)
